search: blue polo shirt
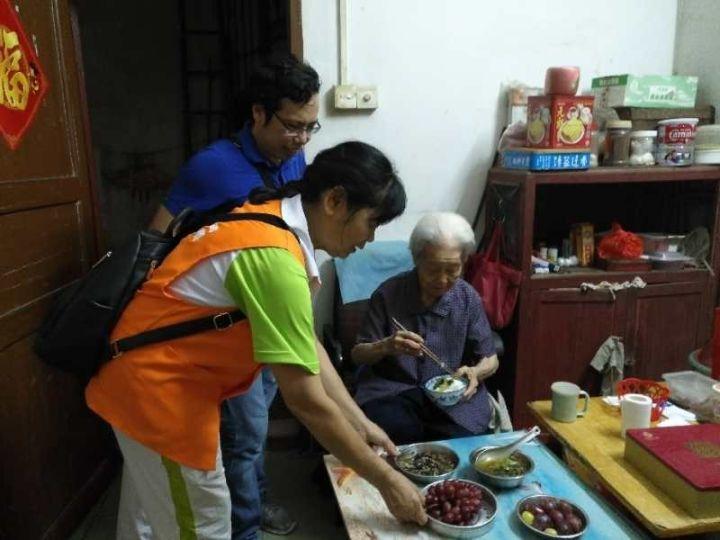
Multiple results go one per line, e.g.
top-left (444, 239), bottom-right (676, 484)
top-left (164, 124), bottom-right (307, 214)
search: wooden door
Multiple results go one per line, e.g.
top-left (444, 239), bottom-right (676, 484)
top-left (513, 287), bottom-right (625, 427)
top-left (0, 2), bottom-right (115, 539)
top-left (626, 280), bottom-right (708, 381)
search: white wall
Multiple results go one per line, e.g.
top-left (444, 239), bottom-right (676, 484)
top-left (675, 0), bottom-right (720, 112)
top-left (303, 0), bottom-right (678, 328)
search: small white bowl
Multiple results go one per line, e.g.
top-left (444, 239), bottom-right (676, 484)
top-left (424, 375), bottom-right (468, 407)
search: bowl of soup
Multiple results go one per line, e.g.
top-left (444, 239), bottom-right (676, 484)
top-left (469, 446), bottom-right (535, 488)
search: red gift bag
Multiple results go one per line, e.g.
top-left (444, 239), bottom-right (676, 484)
top-left (465, 223), bottom-right (522, 329)
top-left (597, 222), bottom-right (643, 260)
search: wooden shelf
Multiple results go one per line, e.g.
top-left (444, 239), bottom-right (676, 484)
top-left (528, 268), bottom-right (710, 291)
top-left (491, 165), bottom-right (720, 185)
top-left (486, 165), bottom-right (720, 429)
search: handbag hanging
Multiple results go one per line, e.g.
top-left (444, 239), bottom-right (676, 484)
top-left (465, 221), bottom-right (522, 329)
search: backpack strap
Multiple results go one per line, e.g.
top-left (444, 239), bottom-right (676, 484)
top-left (111, 309), bottom-right (246, 358)
top-left (109, 213), bottom-right (296, 358)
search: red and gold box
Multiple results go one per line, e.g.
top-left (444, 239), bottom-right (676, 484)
top-left (624, 424), bottom-right (720, 518)
top-left (527, 95), bottom-right (595, 149)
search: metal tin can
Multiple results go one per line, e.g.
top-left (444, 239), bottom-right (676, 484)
top-left (656, 118), bottom-right (699, 166)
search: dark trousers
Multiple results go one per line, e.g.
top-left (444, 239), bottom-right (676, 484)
top-left (361, 387), bottom-right (473, 445)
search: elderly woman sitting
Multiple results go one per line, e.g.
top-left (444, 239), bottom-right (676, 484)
top-left (351, 212), bottom-right (499, 445)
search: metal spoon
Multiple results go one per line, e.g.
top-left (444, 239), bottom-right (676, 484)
top-left (473, 426), bottom-right (542, 467)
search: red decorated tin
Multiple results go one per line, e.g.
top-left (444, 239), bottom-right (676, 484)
top-left (527, 95), bottom-right (595, 149)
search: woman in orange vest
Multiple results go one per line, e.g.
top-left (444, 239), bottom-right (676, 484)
top-left (86, 141), bottom-right (427, 539)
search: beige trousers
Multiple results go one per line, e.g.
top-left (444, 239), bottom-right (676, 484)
top-left (114, 428), bottom-right (231, 540)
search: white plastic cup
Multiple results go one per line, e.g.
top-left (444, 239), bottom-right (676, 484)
top-left (620, 393), bottom-right (652, 438)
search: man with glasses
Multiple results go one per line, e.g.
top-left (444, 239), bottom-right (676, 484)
top-left (149, 53), bottom-right (320, 540)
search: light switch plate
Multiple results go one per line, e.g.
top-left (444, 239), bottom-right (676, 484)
top-left (356, 85), bottom-right (378, 109)
top-left (334, 84), bottom-right (357, 109)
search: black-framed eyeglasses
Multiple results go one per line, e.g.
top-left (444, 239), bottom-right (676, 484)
top-left (273, 113), bottom-right (321, 137)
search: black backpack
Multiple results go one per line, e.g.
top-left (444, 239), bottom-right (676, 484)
top-left (34, 210), bottom-right (292, 378)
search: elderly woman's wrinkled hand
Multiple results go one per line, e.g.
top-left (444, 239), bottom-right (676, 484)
top-left (383, 330), bottom-right (424, 357)
top-left (455, 355), bottom-right (499, 400)
top-left (454, 366), bottom-right (480, 399)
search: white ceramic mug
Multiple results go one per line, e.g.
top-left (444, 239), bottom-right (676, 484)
top-left (550, 381), bottom-right (589, 423)
top-left (620, 393), bottom-right (652, 438)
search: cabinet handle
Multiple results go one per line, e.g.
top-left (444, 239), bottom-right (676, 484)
top-left (548, 286), bottom-right (616, 299)
top-left (579, 277), bottom-right (647, 300)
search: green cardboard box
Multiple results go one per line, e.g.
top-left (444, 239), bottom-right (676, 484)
top-left (592, 74), bottom-right (698, 109)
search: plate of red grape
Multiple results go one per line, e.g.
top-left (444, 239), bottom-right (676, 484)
top-left (516, 494), bottom-right (588, 538)
top-left (422, 479), bottom-right (497, 538)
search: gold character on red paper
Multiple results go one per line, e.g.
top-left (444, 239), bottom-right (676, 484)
top-left (0, 25), bottom-right (31, 111)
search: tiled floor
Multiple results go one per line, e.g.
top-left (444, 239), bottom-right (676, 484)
top-left (69, 449), bottom-right (347, 540)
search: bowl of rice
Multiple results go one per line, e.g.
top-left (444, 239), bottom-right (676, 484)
top-left (424, 375), bottom-right (468, 407)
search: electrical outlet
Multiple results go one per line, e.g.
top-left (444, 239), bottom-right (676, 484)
top-left (356, 85), bottom-right (378, 109)
top-left (334, 84), bottom-right (357, 109)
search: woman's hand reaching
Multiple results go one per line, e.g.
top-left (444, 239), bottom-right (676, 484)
top-left (376, 470), bottom-right (428, 526)
top-left (360, 419), bottom-right (398, 456)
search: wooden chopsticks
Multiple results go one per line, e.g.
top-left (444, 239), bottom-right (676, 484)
top-left (391, 317), bottom-right (455, 377)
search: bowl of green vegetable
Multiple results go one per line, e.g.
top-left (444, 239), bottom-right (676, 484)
top-left (469, 446), bottom-right (534, 489)
top-left (423, 375), bottom-right (468, 407)
top-left (393, 442), bottom-right (459, 484)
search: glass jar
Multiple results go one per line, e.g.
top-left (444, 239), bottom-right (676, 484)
top-left (589, 124), bottom-right (601, 167)
top-left (603, 120), bottom-right (632, 166)
top-left (629, 130), bottom-right (657, 166)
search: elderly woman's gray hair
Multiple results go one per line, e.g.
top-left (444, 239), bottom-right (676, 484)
top-left (409, 212), bottom-right (476, 262)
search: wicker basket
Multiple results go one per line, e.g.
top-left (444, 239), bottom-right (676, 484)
top-left (616, 378), bottom-right (670, 422)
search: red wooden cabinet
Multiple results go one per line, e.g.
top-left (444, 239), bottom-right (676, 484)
top-left (486, 166), bottom-right (720, 428)
top-left (626, 280), bottom-right (709, 380)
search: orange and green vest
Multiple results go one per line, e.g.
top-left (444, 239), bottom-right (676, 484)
top-left (86, 200), bottom-right (305, 470)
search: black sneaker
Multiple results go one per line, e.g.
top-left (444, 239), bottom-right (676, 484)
top-left (261, 503), bottom-right (298, 535)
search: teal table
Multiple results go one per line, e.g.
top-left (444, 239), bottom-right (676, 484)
top-left (324, 431), bottom-right (648, 539)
